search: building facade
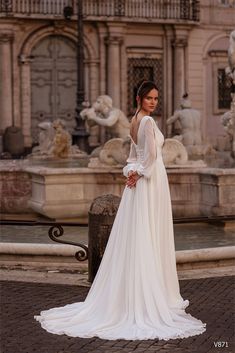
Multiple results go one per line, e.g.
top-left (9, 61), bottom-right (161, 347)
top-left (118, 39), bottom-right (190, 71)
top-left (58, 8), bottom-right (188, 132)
top-left (0, 0), bottom-right (234, 149)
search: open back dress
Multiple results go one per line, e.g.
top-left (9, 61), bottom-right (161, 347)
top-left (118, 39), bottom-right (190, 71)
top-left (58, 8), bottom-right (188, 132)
top-left (35, 115), bottom-right (206, 340)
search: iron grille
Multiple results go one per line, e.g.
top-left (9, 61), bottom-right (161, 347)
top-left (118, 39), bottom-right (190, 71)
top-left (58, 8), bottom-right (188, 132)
top-left (218, 69), bottom-right (232, 110)
top-left (127, 58), bottom-right (163, 117)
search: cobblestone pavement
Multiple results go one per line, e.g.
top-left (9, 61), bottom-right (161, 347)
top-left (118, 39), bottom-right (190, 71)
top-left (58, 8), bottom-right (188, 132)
top-left (1, 276), bottom-right (234, 353)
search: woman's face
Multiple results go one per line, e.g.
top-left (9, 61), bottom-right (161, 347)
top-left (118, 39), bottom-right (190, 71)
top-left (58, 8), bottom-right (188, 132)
top-left (137, 88), bottom-right (158, 114)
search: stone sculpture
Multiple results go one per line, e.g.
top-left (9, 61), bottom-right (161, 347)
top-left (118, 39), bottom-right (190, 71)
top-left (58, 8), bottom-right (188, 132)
top-left (31, 119), bottom-right (86, 159)
top-left (32, 121), bottom-right (55, 155)
top-left (81, 95), bottom-right (130, 167)
top-left (226, 30), bottom-right (235, 84)
top-left (81, 95), bottom-right (130, 140)
top-left (88, 137), bottom-right (130, 168)
top-left (51, 119), bottom-right (72, 158)
top-left (167, 94), bottom-right (202, 145)
top-left (162, 138), bottom-right (205, 167)
top-left (166, 94), bottom-right (208, 157)
top-left (221, 30), bottom-right (235, 157)
top-left (162, 139), bottom-right (188, 165)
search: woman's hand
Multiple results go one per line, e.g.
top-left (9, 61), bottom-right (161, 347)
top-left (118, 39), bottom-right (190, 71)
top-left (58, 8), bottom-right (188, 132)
top-left (126, 171), bottom-right (142, 188)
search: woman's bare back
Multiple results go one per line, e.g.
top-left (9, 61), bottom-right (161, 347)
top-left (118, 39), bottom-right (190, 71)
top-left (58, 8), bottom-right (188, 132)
top-left (130, 116), bottom-right (144, 145)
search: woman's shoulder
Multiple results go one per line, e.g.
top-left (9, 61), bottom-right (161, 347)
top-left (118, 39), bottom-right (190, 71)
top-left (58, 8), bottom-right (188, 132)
top-left (142, 115), bottom-right (157, 126)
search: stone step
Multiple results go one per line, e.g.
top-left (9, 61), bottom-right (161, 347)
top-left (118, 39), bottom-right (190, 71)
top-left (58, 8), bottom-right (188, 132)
top-left (0, 243), bottom-right (234, 272)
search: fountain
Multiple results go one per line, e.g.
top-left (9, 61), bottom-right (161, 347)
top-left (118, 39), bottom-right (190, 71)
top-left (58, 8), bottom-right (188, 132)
top-left (23, 110), bottom-right (129, 222)
top-left (1, 36), bottom-right (235, 223)
top-left (29, 119), bottom-right (89, 168)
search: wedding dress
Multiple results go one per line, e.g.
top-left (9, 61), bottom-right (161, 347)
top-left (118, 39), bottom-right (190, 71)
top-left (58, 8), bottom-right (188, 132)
top-left (35, 115), bottom-right (206, 340)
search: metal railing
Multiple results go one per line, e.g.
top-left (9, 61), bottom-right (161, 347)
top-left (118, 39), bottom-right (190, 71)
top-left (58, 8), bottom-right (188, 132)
top-left (0, 214), bottom-right (234, 262)
top-left (0, 0), bottom-right (200, 21)
top-left (0, 220), bottom-right (89, 262)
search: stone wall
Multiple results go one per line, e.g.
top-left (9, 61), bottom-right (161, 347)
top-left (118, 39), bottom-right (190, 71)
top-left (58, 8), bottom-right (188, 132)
top-left (0, 161), bottom-right (234, 221)
top-left (0, 165), bottom-right (32, 215)
top-left (0, 1), bottom-right (234, 150)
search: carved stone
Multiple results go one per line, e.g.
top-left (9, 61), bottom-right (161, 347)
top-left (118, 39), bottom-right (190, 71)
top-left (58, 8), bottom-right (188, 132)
top-left (81, 95), bottom-right (130, 141)
top-left (162, 138), bottom-right (188, 165)
top-left (30, 119), bottom-right (86, 159)
top-left (167, 94), bottom-right (210, 158)
top-left (88, 137), bottom-right (130, 168)
top-left (221, 30), bottom-right (235, 159)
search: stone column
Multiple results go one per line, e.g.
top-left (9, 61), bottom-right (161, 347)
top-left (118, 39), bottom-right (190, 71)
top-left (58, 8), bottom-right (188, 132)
top-left (106, 36), bottom-right (123, 108)
top-left (97, 23), bottom-right (107, 95)
top-left (172, 30), bottom-right (188, 110)
top-left (0, 32), bottom-right (14, 131)
top-left (19, 56), bottom-right (32, 147)
top-left (106, 24), bottom-right (124, 108)
top-left (89, 60), bottom-right (99, 103)
top-left (164, 26), bottom-right (174, 136)
top-left (88, 60), bottom-right (101, 147)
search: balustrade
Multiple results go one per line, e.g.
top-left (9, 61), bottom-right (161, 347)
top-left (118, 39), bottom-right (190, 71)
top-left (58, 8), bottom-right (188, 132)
top-left (0, 0), bottom-right (200, 22)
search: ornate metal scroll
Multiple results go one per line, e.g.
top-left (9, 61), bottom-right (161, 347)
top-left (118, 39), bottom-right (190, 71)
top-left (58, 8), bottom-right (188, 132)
top-left (48, 225), bottom-right (89, 261)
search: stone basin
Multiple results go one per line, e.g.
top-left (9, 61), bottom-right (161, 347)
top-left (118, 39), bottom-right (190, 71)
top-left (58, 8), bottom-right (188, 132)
top-left (22, 165), bottom-right (235, 222)
top-left (25, 165), bottom-right (124, 223)
top-left (0, 160), bottom-right (234, 223)
top-left (28, 156), bottom-right (89, 168)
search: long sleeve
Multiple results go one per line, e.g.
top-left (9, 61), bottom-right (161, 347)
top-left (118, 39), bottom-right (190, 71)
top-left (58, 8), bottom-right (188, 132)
top-left (122, 141), bottom-right (137, 177)
top-left (136, 118), bottom-right (157, 179)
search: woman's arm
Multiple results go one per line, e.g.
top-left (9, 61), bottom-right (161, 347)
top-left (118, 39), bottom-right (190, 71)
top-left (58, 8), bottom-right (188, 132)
top-left (123, 141), bottom-right (137, 177)
top-left (136, 118), bottom-right (157, 179)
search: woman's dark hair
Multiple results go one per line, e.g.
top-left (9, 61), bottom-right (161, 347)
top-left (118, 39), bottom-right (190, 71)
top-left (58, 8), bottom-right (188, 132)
top-left (135, 80), bottom-right (158, 118)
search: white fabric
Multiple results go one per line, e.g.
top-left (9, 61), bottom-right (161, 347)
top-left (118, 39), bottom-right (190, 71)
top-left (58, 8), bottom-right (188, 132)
top-left (34, 115), bottom-right (206, 341)
top-left (123, 117), bottom-right (157, 178)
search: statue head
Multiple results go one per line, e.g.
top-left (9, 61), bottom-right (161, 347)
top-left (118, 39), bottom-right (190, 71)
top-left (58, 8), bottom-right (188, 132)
top-left (52, 119), bottom-right (66, 131)
top-left (38, 121), bottom-right (52, 131)
top-left (93, 95), bottom-right (113, 115)
top-left (181, 93), bottom-right (192, 109)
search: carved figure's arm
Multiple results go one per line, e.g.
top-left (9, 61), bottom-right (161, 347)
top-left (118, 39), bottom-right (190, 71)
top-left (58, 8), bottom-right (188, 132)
top-left (90, 111), bottom-right (119, 127)
top-left (166, 111), bottom-right (180, 125)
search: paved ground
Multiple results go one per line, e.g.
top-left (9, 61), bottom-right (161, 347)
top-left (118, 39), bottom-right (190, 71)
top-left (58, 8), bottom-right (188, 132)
top-left (1, 276), bottom-right (234, 353)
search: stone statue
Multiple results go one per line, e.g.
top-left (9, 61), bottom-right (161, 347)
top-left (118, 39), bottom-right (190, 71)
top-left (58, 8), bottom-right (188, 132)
top-left (88, 137), bottom-right (130, 168)
top-left (162, 138), bottom-right (206, 167)
top-left (226, 30), bottom-right (235, 84)
top-left (51, 119), bottom-right (72, 159)
top-left (221, 30), bottom-right (235, 157)
top-left (30, 119), bottom-right (86, 159)
top-left (32, 121), bottom-right (55, 155)
top-left (162, 139), bottom-right (188, 165)
top-left (166, 94), bottom-right (205, 156)
top-left (81, 95), bottom-right (130, 140)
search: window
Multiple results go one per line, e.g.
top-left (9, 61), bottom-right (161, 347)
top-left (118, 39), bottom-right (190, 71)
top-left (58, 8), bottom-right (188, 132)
top-left (218, 68), bottom-right (232, 110)
top-left (127, 58), bottom-right (163, 117)
top-left (218, 0), bottom-right (235, 7)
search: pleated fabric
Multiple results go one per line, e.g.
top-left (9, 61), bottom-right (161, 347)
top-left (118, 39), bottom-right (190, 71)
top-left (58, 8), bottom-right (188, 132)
top-left (34, 116), bottom-right (206, 340)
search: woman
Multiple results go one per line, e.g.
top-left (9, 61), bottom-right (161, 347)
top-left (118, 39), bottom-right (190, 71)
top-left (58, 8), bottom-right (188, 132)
top-left (35, 81), bottom-right (206, 340)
